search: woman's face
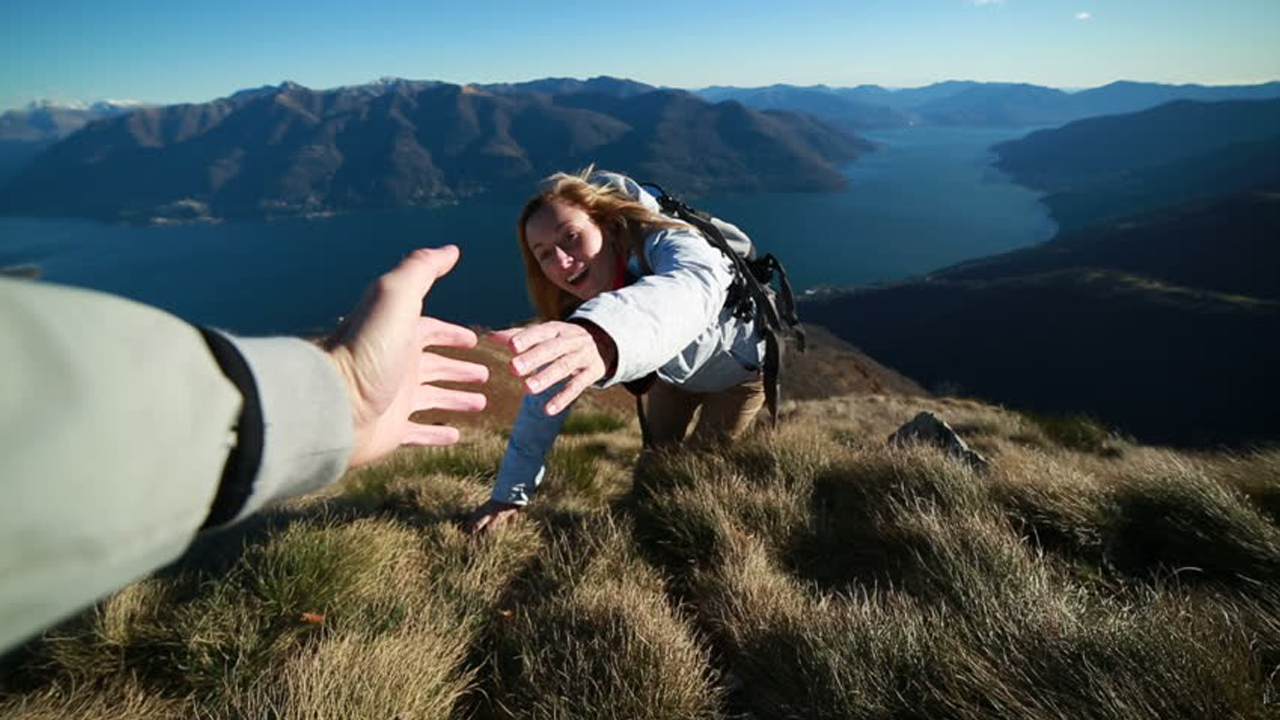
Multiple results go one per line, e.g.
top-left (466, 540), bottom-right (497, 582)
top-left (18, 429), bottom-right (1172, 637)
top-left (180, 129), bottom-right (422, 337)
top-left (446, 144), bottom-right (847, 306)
top-left (525, 199), bottom-right (618, 301)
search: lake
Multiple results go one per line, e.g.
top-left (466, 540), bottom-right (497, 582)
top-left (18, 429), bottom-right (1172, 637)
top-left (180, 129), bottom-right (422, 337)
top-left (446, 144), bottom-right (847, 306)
top-left (0, 126), bottom-right (1055, 335)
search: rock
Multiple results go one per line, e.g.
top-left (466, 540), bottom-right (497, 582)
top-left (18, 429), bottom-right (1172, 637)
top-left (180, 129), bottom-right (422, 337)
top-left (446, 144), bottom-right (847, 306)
top-left (888, 411), bottom-right (991, 471)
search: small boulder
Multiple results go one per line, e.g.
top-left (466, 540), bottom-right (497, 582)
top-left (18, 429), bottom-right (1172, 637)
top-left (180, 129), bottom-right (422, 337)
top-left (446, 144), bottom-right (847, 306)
top-left (888, 411), bottom-right (991, 471)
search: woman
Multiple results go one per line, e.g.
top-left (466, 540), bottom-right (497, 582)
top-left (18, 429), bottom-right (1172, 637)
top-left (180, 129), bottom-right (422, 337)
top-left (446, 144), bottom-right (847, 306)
top-left (465, 169), bottom-right (767, 533)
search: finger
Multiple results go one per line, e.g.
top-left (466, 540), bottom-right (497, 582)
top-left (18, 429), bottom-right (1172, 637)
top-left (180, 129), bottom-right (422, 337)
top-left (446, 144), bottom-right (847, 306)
top-left (507, 322), bottom-right (571, 354)
top-left (403, 423), bottom-right (461, 447)
top-left (418, 316), bottom-right (478, 349)
top-left (388, 246), bottom-right (460, 301)
top-left (488, 511), bottom-right (512, 533)
top-left (415, 385), bottom-right (487, 413)
top-left (510, 335), bottom-right (582, 378)
top-left (525, 344), bottom-right (598, 394)
top-left (486, 327), bottom-right (524, 348)
top-left (420, 354), bottom-right (489, 384)
top-left (545, 368), bottom-right (599, 416)
top-left (465, 513), bottom-right (488, 535)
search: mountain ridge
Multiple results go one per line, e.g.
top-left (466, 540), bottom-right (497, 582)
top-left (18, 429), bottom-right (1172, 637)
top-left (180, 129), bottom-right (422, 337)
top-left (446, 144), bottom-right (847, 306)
top-left (0, 81), bottom-right (868, 222)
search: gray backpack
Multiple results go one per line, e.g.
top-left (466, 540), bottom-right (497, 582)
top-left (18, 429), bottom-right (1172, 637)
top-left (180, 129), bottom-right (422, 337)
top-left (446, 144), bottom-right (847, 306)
top-left (589, 172), bottom-right (807, 435)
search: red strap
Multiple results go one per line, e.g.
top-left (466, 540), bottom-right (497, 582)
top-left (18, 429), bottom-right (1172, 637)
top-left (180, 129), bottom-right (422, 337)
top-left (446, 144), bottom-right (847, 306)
top-left (611, 252), bottom-right (628, 291)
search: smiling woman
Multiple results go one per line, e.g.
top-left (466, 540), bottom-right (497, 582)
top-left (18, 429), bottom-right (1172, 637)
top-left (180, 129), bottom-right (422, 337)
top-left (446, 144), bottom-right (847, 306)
top-left (515, 172), bottom-right (685, 319)
top-left (465, 169), bottom-right (773, 534)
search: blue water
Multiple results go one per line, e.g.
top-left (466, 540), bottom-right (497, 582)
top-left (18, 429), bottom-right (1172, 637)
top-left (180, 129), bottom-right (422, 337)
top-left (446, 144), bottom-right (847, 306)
top-left (0, 126), bottom-right (1054, 335)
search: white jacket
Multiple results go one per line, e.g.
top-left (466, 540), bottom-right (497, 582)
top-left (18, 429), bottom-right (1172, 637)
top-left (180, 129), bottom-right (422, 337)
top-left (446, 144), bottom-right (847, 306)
top-left (490, 224), bottom-right (765, 505)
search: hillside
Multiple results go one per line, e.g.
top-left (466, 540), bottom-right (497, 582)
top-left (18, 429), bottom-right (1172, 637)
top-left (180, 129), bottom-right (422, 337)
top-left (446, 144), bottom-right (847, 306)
top-left (939, 192), bottom-right (1280, 300)
top-left (0, 81), bottom-right (868, 222)
top-left (801, 193), bottom-right (1280, 448)
top-left (3, 376), bottom-right (1278, 718)
top-left (1037, 136), bottom-right (1280, 232)
top-left (991, 98), bottom-right (1280, 192)
top-left (0, 101), bottom-right (142, 185)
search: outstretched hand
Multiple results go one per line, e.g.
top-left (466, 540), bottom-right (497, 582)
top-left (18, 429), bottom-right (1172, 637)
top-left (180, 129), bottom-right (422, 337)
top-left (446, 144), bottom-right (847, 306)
top-left (326, 246), bottom-right (488, 468)
top-left (491, 320), bottom-right (617, 415)
top-left (463, 499), bottom-right (522, 535)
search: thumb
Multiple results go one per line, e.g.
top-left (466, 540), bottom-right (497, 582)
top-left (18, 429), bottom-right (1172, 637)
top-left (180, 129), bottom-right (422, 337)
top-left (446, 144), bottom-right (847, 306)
top-left (389, 245), bottom-right (461, 302)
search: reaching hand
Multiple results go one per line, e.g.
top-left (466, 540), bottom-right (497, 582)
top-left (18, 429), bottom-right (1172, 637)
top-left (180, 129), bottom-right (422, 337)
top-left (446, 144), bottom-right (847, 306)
top-left (491, 320), bottom-right (617, 416)
top-left (463, 499), bottom-right (522, 535)
top-left (326, 246), bottom-right (488, 468)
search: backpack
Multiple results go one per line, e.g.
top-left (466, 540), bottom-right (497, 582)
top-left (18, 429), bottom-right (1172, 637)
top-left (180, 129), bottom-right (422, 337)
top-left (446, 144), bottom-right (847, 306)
top-left (589, 172), bottom-right (807, 439)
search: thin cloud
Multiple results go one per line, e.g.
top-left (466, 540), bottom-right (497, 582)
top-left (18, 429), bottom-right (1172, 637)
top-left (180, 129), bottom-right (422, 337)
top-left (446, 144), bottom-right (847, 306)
top-left (1076, 11), bottom-right (1093, 20)
top-left (973, 0), bottom-right (1006, 5)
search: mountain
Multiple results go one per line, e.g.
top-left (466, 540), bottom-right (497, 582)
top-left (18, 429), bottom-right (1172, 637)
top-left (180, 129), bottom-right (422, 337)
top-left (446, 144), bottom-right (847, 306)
top-left (0, 81), bottom-right (868, 221)
top-left (1037, 135), bottom-right (1280, 232)
top-left (0, 100), bottom-right (143, 185)
top-left (1071, 80), bottom-right (1280, 118)
top-left (847, 80), bottom-right (987, 109)
top-left (993, 97), bottom-right (1280, 230)
top-left (801, 193), bottom-right (1280, 447)
top-left (694, 84), bottom-right (911, 130)
top-left (478, 76), bottom-right (656, 98)
top-left (993, 98), bottom-right (1280, 191)
top-left (911, 83), bottom-right (1075, 126)
top-left (695, 80), bottom-right (1280, 129)
top-left (554, 91), bottom-right (872, 194)
top-left (0, 99), bottom-right (144, 143)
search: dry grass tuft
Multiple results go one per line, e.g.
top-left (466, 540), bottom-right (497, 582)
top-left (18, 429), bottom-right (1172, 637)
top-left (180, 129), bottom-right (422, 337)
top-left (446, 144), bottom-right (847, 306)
top-left (4, 397), bottom-right (1278, 718)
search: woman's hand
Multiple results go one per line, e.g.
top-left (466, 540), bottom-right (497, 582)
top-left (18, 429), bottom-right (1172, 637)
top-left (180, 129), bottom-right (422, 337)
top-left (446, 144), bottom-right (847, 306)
top-left (326, 246), bottom-right (489, 468)
top-left (464, 499), bottom-right (522, 535)
top-left (491, 320), bottom-right (617, 415)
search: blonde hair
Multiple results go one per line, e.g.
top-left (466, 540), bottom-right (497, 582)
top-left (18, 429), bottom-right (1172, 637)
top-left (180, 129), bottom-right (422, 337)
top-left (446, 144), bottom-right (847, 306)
top-left (517, 167), bottom-right (684, 320)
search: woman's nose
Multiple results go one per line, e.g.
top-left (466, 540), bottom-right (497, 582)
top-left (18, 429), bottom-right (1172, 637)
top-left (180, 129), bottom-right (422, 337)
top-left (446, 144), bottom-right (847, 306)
top-left (554, 247), bottom-right (573, 270)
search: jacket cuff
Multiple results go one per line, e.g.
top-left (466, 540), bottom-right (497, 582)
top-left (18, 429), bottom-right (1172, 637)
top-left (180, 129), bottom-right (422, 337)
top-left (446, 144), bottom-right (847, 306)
top-left (199, 332), bottom-right (354, 526)
top-left (569, 304), bottom-right (634, 388)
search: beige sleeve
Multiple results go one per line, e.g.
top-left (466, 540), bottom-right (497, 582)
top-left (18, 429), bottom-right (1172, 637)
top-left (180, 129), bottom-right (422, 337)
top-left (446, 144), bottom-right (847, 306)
top-left (0, 277), bottom-right (350, 653)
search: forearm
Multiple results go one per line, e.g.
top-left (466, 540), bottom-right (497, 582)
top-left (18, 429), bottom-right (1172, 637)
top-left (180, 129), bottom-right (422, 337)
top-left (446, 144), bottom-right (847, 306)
top-left (1, 280), bottom-right (242, 652)
top-left (490, 380), bottom-right (571, 505)
top-left (0, 279), bottom-right (353, 653)
top-left (570, 229), bottom-right (732, 385)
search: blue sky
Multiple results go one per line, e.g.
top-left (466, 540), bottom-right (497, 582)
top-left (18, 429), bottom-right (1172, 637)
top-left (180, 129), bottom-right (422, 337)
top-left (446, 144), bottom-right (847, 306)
top-left (3, 0), bottom-right (1278, 110)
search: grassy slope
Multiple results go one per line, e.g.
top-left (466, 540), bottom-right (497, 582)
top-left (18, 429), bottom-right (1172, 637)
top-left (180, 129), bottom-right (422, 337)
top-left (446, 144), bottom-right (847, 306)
top-left (2, 354), bottom-right (1279, 718)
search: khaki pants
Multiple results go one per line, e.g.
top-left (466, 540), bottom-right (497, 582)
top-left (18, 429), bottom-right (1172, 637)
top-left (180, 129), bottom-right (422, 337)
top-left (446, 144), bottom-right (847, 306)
top-left (644, 374), bottom-right (767, 447)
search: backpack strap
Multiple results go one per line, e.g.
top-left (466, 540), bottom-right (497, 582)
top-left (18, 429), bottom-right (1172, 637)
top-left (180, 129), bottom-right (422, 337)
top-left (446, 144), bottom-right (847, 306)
top-left (626, 181), bottom-right (808, 427)
top-left (642, 187), bottom-right (799, 426)
top-left (752, 254), bottom-right (806, 352)
top-left (635, 394), bottom-right (652, 448)
top-left (622, 373), bottom-right (657, 448)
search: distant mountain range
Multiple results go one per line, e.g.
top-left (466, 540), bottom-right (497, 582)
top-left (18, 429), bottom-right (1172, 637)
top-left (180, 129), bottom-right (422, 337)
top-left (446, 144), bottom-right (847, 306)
top-left (4, 75), bottom-right (1279, 220)
top-left (697, 80), bottom-right (1280, 129)
top-left (993, 98), bottom-right (1280, 231)
top-left (0, 100), bottom-right (144, 185)
top-left (0, 80), bottom-right (868, 221)
top-left (477, 76), bottom-right (658, 98)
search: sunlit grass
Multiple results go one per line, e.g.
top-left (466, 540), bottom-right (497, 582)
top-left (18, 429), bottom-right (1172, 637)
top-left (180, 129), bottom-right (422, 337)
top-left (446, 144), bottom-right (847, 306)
top-left (4, 394), bottom-right (1278, 719)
